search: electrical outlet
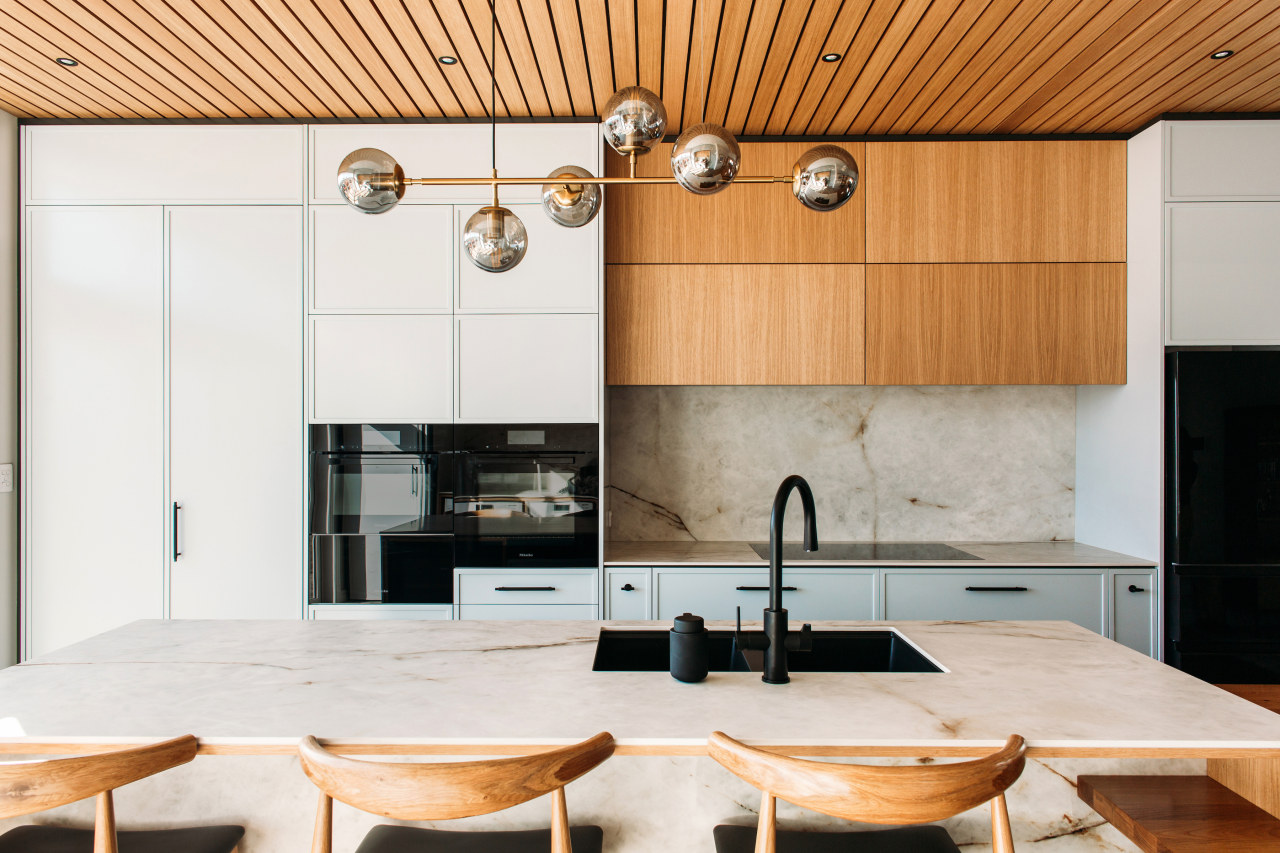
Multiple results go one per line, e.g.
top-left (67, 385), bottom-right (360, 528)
top-left (0, 464), bottom-right (13, 493)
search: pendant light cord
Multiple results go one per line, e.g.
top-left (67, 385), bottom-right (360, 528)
top-left (490, 0), bottom-right (496, 174)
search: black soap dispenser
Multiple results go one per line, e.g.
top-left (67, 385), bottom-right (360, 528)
top-left (670, 612), bottom-right (709, 683)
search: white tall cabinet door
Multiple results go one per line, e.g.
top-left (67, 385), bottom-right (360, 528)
top-left (26, 207), bottom-right (165, 657)
top-left (168, 207), bottom-right (303, 619)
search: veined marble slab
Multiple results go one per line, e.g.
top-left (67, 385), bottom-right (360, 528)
top-left (0, 619), bottom-right (1273, 754)
top-left (604, 540), bottom-right (1156, 566)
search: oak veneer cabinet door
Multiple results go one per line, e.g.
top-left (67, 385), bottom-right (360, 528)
top-left (169, 207), bottom-right (302, 619)
top-left (605, 142), bottom-right (865, 264)
top-left (26, 207), bottom-right (165, 657)
top-left (607, 264), bottom-right (864, 385)
top-left (865, 264), bottom-right (1126, 385)
top-left (865, 141), bottom-right (1126, 262)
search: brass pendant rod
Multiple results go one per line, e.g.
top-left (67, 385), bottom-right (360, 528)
top-left (404, 175), bottom-right (792, 186)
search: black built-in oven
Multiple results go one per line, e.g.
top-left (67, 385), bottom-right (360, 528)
top-left (453, 424), bottom-right (599, 568)
top-left (309, 424), bottom-right (455, 604)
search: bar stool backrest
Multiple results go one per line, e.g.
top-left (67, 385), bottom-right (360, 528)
top-left (707, 732), bottom-right (1026, 853)
top-left (298, 732), bottom-right (615, 853)
top-left (0, 735), bottom-right (200, 853)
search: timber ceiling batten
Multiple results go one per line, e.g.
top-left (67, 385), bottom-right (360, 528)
top-left (1, 0), bottom-right (1279, 130)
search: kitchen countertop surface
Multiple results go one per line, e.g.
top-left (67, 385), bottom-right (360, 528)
top-left (0, 618), bottom-right (1271, 757)
top-left (604, 540), bottom-right (1157, 567)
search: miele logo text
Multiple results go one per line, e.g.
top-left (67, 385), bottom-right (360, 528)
top-left (519, 553), bottom-right (533, 557)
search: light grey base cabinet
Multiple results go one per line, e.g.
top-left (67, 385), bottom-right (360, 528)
top-left (605, 565), bottom-right (1158, 657)
top-left (455, 569), bottom-right (599, 620)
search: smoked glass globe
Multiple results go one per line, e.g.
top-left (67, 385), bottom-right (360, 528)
top-left (336, 148), bottom-right (404, 214)
top-left (541, 165), bottom-right (601, 228)
top-left (670, 123), bottom-right (740, 195)
top-left (462, 206), bottom-right (528, 273)
top-left (601, 86), bottom-right (667, 156)
top-left (792, 145), bottom-right (859, 211)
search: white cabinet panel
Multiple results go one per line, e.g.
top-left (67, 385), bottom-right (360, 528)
top-left (457, 204), bottom-right (598, 312)
top-left (493, 124), bottom-right (601, 203)
top-left (309, 125), bottom-right (491, 204)
top-left (26, 207), bottom-right (165, 657)
top-left (1167, 203), bottom-right (1280, 343)
top-left (312, 315), bottom-right (452, 422)
top-left (312, 206), bottom-right (452, 312)
top-left (884, 570), bottom-right (1104, 633)
top-left (26, 126), bottom-right (303, 204)
top-left (457, 569), bottom-right (598, 605)
top-left (457, 604), bottom-right (598, 620)
top-left (605, 568), bottom-right (651, 620)
top-left (654, 568), bottom-right (877, 622)
top-left (311, 604), bottom-right (451, 620)
top-left (456, 315), bottom-right (597, 422)
top-left (169, 207), bottom-right (303, 620)
top-left (1167, 121), bottom-right (1280, 199)
top-left (1112, 571), bottom-right (1155, 656)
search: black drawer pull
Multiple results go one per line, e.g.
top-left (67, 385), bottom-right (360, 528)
top-left (1128, 584), bottom-right (1146, 593)
top-left (494, 586), bottom-right (557, 592)
top-left (737, 585), bottom-right (798, 592)
top-left (964, 586), bottom-right (1028, 592)
top-left (620, 583), bottom-right (636, 591)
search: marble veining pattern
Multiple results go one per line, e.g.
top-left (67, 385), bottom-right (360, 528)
top-left (607, 385), bottom-right (1076, 542)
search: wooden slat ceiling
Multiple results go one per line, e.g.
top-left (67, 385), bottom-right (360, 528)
top-left (1, 0), bottom-right (1279, 134)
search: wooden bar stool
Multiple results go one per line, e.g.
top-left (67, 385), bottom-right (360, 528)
top-left (707, 732), bottom-right (1026, 853)
top-left (0, 735), bottom-right (244, 853)
top-left (298, 732), bottom-right (614, 853)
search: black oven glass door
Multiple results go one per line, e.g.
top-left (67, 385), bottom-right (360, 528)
top-left (311, 534), bottom-right (454, 604)
top-left (454, 453), bottom-right (597, 567)
top-left (312, 454), bottom-right (452, 534)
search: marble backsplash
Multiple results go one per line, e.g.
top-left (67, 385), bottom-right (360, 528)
top-left (607, 385), bottom-right (1076, 542)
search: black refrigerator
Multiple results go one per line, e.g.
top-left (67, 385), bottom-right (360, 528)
top-left (1166, 351), bottom-right (1280, 682)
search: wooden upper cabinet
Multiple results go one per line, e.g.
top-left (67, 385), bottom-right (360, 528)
top-left (607, 264), bottom-right (864, 385)
top-left (604, 142), bottom-right (865, 264)
top-left (865, 141), bottom-right (1126, 262)
top-left (865, 263), bottom-right (1126, 385)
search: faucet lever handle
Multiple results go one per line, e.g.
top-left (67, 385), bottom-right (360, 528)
top-left (786, 622), bottom-right (814, 653)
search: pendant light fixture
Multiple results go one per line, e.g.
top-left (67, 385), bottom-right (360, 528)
top-left (460, 1), bottom-right (526, 273)
top-left (334, 8), bottom-right (860, 272)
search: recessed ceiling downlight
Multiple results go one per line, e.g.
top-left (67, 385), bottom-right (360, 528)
top-left (55, 57), bottom-right (78, 67)
top-left (821, 53), bottom-right (841, 63)
top-left (1211, 49), bottom-right (1234, 60)
top-left (439, 55), bottom-right (458, 65)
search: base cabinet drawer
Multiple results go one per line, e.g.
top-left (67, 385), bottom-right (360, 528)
top-left (457, 604), bottom-right (598, 620)
top-left (884, 571), bottom-right (1104, 632)
top-left (310, 605), bottom-right (452, 620)
top-left (456, 569), bottom-right (599, 607)
top-left (654, 568), bottom-right (876, 622)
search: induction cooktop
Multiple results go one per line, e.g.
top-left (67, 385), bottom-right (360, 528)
top-left (748, 542), bottom-right (980, 561)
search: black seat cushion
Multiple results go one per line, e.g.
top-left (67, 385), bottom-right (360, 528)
top-left (714, 824), bottom-right (962, 853)
top-left (355, 825), bottom-right (604, 853)
top-left (0, 824), bottom-right (244, 853)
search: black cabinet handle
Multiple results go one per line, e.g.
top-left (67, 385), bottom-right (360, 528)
top-left (620, 583), bottom-right (636, 591)
top-left (494, 586), bottom-right (556, 592)
top-left (736, 585), bottom-right (798, 592)
top-left (965, 586), bottom-right (1028, 592)
top-left (1128, 584), bottom-right (1146, 593)
top-left (172, 502), bottom-right (182, 561)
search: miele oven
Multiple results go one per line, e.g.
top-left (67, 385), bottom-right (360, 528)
top-left (309, 424), bottom-right (455, 604)
top-left (453, 424), bottom-right (599, 568)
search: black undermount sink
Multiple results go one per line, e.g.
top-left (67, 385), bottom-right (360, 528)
top-left (591, 629), bottom-right (943, 674)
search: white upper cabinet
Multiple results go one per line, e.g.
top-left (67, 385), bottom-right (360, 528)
top-left (309, 125), bottom-right (491, 204)
top-left (25, 125), bottom-right (304, 204)
top-left (1166, 121), bottom-right (1280, 200)
top-left (169, 207), bottom-right (303, 620)
top-left (457, 203), bottom-right (598, 312)
top-left (1167, 202), bottom-right (1280, 343)
top-left (312, 315), bottom-right (453, 423)
top-left (309, 123), bottom-right (600, 205)
top-left (456, 315), bottom-right (598, 422)
top-left (312, 205), bottom-right (453, 312)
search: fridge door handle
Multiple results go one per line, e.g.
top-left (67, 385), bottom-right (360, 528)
top-left (172, 502), bottom-right (182, 561)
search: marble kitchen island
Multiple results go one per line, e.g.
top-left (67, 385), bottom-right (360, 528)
top-left (2, 618), bottom-right (1278, 852)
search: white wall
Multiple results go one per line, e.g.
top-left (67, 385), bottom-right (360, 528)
top-left (1074, 123), bottom-right (1163, 564)
top-left (0, 111), bottom-right (15, 668)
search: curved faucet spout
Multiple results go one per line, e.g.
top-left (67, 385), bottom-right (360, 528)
top-left (769, 475), bottom-right (819, 612)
